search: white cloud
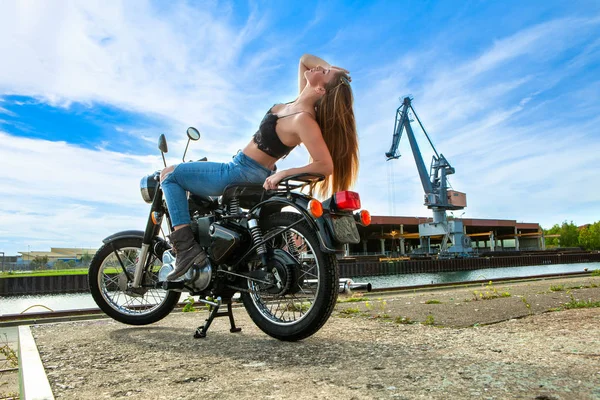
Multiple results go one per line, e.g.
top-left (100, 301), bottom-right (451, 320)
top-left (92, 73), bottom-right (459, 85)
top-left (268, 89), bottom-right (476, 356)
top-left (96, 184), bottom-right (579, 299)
top-left (0, 131), bottom-right (161, 254)
top-left (0, 1), bottom-right (288, 135)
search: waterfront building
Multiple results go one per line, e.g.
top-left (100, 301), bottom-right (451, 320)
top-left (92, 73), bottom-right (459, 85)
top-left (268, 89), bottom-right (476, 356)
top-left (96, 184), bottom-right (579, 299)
top-left (351, 216), bottom-right (542, 257)
top-left (14, 247), bottom-right (98, 268)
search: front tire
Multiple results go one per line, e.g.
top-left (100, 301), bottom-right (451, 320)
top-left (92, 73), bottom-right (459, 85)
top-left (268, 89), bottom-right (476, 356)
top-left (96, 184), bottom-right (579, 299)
top-left (89, 237), bottom-right (181, 325)
top-left (241, 212), bottom-right (339, 341)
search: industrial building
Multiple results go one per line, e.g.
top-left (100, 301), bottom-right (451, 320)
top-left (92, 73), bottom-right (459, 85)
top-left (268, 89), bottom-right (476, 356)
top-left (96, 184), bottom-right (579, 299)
top-left (350, 215), bottom-right (542, 257)
top-left (13, 247), bottom-right (97, 267)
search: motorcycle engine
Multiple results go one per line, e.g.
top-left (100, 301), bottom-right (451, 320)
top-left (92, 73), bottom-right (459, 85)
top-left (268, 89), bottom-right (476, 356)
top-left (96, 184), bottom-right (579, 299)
top-left (158, 250), bottom-right (212, 292)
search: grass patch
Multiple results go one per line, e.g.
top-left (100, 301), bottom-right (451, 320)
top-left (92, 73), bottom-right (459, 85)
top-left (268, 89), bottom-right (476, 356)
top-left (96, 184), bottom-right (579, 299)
top-left (422, 314), bottom-right (435, 326)
top-left (364, 300), bottom-right (387, 313)
top-left (0, 334), bottom-right (18, 369)
top-left (0, 268), bottom-right (91, 278)
top-left (394, 316), bottom-right (413, 324)
top-left (471, 281), bottom-right (511, 301)
top-left (563, 294), bottom-right (600, 310)
top-left (550, 284), bottom-right (565, 292)
top-left (182, 296), bottom-right (197, 312)
top-left (425, 299), bottom-right (441, 304)
top-left (340, 307), bottom-right (361, 315)
top-left (285, 302), bottom-right (311, 313)
top-left (521, 296), bottom-right (532, 314)
top-left (0, 267), bottom-right (129, 278)
top-left (338, 297), bottom-right (367, 303)
top-left (472, 289), bottom-right (511, 300)
top-left (591, 269), bottom-right (600, 277)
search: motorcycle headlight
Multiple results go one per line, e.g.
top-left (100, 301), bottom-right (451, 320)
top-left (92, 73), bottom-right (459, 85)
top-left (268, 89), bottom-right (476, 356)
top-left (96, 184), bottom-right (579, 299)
top-left (140, 173), bottom-right (159, 203)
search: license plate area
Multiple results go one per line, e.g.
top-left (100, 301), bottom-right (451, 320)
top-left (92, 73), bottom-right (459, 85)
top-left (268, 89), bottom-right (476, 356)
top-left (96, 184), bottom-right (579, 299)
top-left (328, 214), bottom-right (360, 244)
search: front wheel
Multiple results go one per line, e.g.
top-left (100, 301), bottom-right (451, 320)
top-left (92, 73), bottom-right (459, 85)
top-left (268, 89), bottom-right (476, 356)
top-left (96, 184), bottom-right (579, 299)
top-left (241, 212), bottom-right (339, 341)
top-left (88, 237), bottom-right (181, 325)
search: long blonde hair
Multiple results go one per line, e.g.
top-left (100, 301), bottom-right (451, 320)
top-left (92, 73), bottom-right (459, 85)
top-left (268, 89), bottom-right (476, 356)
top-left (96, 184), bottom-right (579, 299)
top-left (312, 72), bottom-right (359, 198)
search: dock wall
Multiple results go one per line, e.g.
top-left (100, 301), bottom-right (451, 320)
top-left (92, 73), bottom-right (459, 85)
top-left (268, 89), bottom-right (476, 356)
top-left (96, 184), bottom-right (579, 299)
top-left (1, 274), bottom-right (89, 296)
top-left (340, 252), bottom-right (600, 277)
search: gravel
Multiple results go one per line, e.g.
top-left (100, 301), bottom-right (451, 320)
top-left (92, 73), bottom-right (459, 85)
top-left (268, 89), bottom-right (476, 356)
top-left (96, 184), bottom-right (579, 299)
top-left (32, 276), bottom-right (600, 400)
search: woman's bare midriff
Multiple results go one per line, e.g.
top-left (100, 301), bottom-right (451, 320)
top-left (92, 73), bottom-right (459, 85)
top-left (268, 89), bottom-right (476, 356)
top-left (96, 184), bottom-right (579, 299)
top-left (242, 141), bottom-right (278, 170)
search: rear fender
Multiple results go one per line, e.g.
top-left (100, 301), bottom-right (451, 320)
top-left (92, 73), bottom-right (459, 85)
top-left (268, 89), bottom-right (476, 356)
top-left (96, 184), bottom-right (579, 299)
top-left (251, 197), bottom-right (343, 254)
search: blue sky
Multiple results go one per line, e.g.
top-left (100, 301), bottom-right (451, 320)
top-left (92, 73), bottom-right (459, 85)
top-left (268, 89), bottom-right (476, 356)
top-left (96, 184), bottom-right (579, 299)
top-left (1, 0), bottom-right (599, 256)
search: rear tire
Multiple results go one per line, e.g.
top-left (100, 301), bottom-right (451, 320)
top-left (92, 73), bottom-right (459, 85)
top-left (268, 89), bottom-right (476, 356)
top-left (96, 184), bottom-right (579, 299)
top-left (241, 212), bottom-right (339, 341)
top-left (88, 237), bottom-right (181, 325)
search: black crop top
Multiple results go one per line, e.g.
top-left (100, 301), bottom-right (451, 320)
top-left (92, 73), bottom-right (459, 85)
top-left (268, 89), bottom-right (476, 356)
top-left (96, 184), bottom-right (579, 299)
top-left (253, 105), bottom-right (299, 159)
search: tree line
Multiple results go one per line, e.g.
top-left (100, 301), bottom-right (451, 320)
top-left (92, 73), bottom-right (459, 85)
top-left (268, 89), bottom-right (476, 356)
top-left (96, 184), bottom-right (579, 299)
top-left (544, 221), bottom-right (600, 250)
top-left (27, 253), bottom-right (93, 270)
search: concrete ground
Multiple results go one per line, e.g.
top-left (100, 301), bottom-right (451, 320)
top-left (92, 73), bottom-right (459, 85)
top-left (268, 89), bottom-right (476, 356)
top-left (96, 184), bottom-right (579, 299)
top-left (4, 275), bottom-right (600, 399)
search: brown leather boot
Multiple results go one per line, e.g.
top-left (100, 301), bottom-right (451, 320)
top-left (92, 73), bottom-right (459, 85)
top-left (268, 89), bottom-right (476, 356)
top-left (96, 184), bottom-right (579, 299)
top-left (166, 225), bottom-right (207, 281)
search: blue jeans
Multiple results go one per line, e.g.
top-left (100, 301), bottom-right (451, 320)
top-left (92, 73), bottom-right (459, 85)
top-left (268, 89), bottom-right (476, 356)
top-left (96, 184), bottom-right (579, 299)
top-left (162, 152), bottom-right (273, 226)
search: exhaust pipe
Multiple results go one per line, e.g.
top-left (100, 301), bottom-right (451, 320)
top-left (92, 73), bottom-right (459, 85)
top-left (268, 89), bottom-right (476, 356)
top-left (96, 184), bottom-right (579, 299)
top-left (339, 278), bottom-right (372, 293)
top-left (306, 278), bottom-right (373, 293)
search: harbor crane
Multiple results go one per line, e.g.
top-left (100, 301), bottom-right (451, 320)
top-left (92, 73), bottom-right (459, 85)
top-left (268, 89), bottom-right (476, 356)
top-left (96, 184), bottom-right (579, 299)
top-left (386, 97), bottom-right (472, 256)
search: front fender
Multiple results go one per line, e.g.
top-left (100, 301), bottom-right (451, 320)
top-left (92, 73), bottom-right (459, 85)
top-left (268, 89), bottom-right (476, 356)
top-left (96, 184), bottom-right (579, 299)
top-left (102, 230), bottom-right (145, 244)
top-left (102, 230), bottom-right (170, 258)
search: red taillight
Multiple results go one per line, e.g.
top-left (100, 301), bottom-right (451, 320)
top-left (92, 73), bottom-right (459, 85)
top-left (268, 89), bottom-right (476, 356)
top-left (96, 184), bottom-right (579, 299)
top-left (334, 191), bottom-right (361, 211)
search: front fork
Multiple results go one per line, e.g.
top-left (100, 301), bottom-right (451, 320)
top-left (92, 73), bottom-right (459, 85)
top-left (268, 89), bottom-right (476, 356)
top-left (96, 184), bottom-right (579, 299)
top-left (132, 182), bottom-right (171, 289)
top-left (132, 244), bottom-right (152, 288)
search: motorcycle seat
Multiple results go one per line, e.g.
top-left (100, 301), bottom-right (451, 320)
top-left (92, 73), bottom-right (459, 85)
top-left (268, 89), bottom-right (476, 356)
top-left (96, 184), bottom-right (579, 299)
top-left (188, 194), bottom-right (219, 215)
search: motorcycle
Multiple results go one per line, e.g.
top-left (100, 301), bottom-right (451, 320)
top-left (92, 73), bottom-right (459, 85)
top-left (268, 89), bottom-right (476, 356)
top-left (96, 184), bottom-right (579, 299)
top-left (88, 127), bottom-right (371, 341)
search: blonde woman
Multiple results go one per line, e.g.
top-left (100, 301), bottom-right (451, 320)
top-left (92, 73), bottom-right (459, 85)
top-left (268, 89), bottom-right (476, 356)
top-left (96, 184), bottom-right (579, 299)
top-left (161, 54), bottom-right (359, 280)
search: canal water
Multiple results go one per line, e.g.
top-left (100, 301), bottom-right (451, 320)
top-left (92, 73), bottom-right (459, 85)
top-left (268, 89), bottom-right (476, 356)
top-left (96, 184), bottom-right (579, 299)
top-left (353, 262), bottom-right (599, 288)
top-left (1, 262), bottom-right (598, 316)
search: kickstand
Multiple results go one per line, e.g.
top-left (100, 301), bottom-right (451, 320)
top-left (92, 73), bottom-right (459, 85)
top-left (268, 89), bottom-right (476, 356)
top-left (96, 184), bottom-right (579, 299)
top-left (194, 296), bottom-right (242, 339)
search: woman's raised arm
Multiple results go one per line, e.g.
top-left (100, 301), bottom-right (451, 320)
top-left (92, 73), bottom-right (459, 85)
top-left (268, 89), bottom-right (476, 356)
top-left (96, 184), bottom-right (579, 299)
top-left (298, 54), bottom-right (351, 94)
top-left (298, 54), bottom-right (331, 94)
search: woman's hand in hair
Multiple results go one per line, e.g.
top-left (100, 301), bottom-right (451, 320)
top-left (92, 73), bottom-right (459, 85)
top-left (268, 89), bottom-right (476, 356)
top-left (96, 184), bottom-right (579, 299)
top-left (330, 66), bottom-right (349, 75)
top-left (330, 66), bottom-right (351, 81)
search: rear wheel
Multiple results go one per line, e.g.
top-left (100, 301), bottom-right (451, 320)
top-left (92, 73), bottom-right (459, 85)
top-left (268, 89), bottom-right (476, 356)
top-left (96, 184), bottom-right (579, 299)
top-left (88, 237), bottom-right (181, 325)
top-left (241, 212), bottom-right (339, 341)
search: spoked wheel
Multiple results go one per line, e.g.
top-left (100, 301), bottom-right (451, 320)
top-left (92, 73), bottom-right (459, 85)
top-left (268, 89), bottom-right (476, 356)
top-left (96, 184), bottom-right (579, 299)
top-left (88, 237), bottom-right (180, 325)
top-left (241, 212), bottom-right (339, 341)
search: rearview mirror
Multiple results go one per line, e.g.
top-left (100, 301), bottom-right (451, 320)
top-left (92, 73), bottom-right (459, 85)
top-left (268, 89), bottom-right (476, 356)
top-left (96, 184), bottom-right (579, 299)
top-left (158, 134), bottom-right (168, 153)
top-left (187, 127), bottom-right (200, 141)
